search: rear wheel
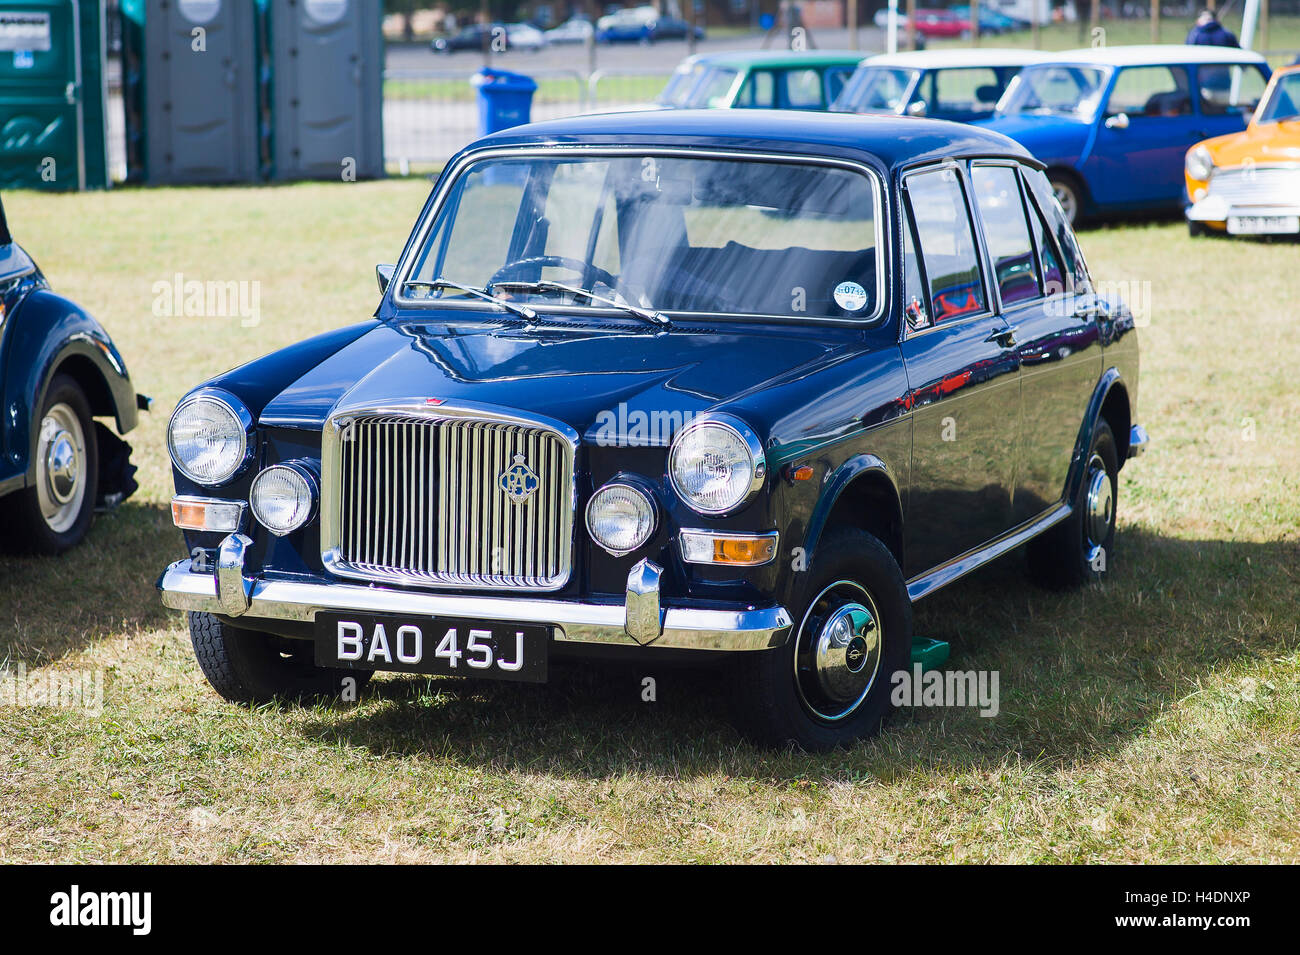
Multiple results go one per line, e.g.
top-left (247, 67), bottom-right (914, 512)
top-left (728, 529), bottom-right (912, 750)
top-left (189, 612), bottom-right (371, 705)
top-left (1027, 420), bottom-right (1119, 588)
top-left (1048, 171), bottom-right (1083, 226)
top-left (0, 374), bottom-right (98, 554)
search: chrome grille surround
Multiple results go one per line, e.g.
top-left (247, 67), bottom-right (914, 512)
top-left (321, 399), bottom-right (578, 591)
top-left (1206, 164), bottom-right (1300, 208)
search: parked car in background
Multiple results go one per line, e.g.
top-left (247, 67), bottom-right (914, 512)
top-left (912, 8), bottom-right (974, 38)
top-left (982, 45), bottom-right (1271, 223)
top-left (657, 51), bottom-right (864, 111)
top-left (598, 5), bottom-right (703, 44)
top-left (504, 22), bottom-right (548, 52)
top-left (547, 16), bottom-right (594, 44)
top-left (157, 110), bottom-right (1146, 750)
top-left (1185, 64), bottom-right (1300, 237)
top-left (950, 4), bottom-right (1029, 34)
top-left (0, 195), bottom-right (145, 553)
top-left (832, 49), bottom-right (1050, 123)
top-left (432, 23), bottom-right (501, 54)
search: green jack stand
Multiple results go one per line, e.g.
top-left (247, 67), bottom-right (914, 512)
top-left (909, 637), bottom-right (950, 671)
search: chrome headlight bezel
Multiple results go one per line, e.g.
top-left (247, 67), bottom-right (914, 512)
top-left (585, 480), bottom-right (658, 557)
top-left (1186, 144), bottom-right (1215, 182)
top-left (167, 389), bottom-right (254, 486)
top-left (250, 462), bottom-right (319, 536)
top-left (668, 413), bottom-right (767, 517)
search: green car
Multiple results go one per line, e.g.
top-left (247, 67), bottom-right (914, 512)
top-left (656, 50), bottom-right (865, 111)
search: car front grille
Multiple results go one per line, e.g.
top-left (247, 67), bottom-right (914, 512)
top-left (325, 409), bottom-right (574, 591)
top-left (1207, 165), bottom-right (1300, 207)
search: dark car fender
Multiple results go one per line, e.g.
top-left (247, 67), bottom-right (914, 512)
top-left (0, 287), bottom-right (140, 490)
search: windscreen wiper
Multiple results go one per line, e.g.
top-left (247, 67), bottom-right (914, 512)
top-left (491, 279), bottom-right (670, 328)
top-left (403, 277), bottom-right (537, 322)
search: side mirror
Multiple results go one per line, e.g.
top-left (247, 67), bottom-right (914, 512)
top-left (906, 100), bottom-right (928, 118)
top-left (1104, 112), bottom-right (1130, 130)
top-left (376, 263), bottom-right (395, 294)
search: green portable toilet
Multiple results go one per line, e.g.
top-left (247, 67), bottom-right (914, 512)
top-left (0, 0), bottom-right (110, 191)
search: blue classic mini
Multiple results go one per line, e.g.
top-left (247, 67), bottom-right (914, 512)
top-left (982, 45), bottom-right (1272, 223)
top-left (0, 194), bottom-right (144, 553)
top-left (158, 111), bottom-right (1148, 750)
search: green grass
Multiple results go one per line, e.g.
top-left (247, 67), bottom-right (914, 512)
top-left (386, 73), bottom-right (668, 104)
top-left (0, 182), bottom-right (1297, 862)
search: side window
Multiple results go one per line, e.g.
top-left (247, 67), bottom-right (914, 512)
top-left (1197, 64), bottom-right (1269, 117)
top-left (902, 209), bottom-right (929, 330)
top-left (930, 67), bottom-right (1005, 117)
top-left (1023, 168), bottom-right (1090, 294)
top-left (1106, 66), bottom-right (1192, 118)
top-left (735, 70), bottom-right (775, 108)
top-left (971, 165), bottom-right (1039, 307)
top-left (784, 68), bottom-right (824, 109)
top-left (904, 168), bottom-right (986, 325)
top-left (825, 66), bottom-right (854, 104)
top-left (1024, 186), bottom-right (1066, 296)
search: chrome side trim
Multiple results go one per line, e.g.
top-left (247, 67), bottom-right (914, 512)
top-left (1128, 424), bottom-right (1149, 459)
top-left (157, 560), bottom-right (792, 652)
top-left (906, 503), bottom-right (1072, 602)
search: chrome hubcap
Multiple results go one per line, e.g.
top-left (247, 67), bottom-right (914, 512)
top-left (794, 581), bottom-right (883, 722)
top-left (36, 403), bottom-right (87, 534)
top-left (1084, 452), bottom-right (1113, 555)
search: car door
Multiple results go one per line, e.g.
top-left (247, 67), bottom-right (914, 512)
top-left (1084, 65), bottom-right (1201, 206)
top-left (899, 164), bottom-right (1022, 577)
top-left (970, 162), bottom-right (1104, 524)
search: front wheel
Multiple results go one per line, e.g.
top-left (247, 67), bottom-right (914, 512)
top-left (1048, 172), bottom-right (1083, 226)
top-left (190, 612), bottom-right (371, 705)
top-left (727, 529), bottom-right (912, 750)
top-left (0, 374), bottom-right (99, 554)
top-left (1027, 420), bottom-right (1119, 589)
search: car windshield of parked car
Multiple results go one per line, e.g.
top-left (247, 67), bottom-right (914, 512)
top-left (405, 154), bottom-right (881, 321)
top-left (1257, 72), bottom-right (1300, 124)
top-left (681, 67), bottom-right (739, 107)
top-left (997, 65), bottom-right (1108, 119)
top-left (832, 66), bottom-right (916, 113)
top-left (657, 62), bottom-right (707, 106)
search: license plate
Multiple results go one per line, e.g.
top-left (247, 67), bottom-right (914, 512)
top-left (1226, 215), bottom-right (1300, 235)
top-left (315, 611), bottom-right (549, 683)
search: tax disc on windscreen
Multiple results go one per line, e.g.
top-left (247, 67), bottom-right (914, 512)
top-left (834, 281), bottom-right (868, 312)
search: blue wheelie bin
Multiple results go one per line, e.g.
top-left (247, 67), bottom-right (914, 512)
top-left (472, 68), bottom-right (538, 136)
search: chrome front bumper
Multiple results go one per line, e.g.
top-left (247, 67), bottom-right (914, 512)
top-left (1186, 195), bottom-right (1300, 223)
top-left (157, 535), bottom-right (792, 653)
top-left (1128, 424), bottom-right (1150, 459)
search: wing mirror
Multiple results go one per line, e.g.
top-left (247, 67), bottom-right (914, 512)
top-left (376, 263), bottom-right (395, 294)
top-left (1104, 112), bottom-right (1130, 130)
top-left (906, 100), bottom-right (928, 118)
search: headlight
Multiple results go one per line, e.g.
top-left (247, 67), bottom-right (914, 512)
top-left (168, 391), bottom-right (251, 485)
top-left (585, 482), bottom-right (657, 556)
top-left (669, 414), bottom-right (766, 516)
top-left (250, 464), bottom-right (317, 536)
top-left (1186, 145), bottom-right (1215, 182)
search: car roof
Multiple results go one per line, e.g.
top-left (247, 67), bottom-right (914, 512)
top-left (679, 49), bottom-right (869, 69)
top-left (864, 48), bottom-right (1053, 69)
top-left (1042, 43), bottom-right (1269, 67)
top-left (474, 108), bottom-right (1032, 168)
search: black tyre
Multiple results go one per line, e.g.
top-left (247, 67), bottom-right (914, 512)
top-left (1027, 420), bottom-right (1119, 589)
top-left (1047, 171), bottom-right (1083, 226)
top-left (0, 374), bottom-right (98, 555)
top-left (1187, 219), bottom-right (1210, 238)
top-left (728, 529), bottom-right (912, 751)
top-left (189, 612), bottom-right (371, 705)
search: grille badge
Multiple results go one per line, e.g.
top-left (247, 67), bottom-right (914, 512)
top-left (498, 453), bottom-right (540, 504)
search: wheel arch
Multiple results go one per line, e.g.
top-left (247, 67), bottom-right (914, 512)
top-left (1066, 368), bottom-right (1132, 503)
top-left (802, 454), bottom-right (905, 581)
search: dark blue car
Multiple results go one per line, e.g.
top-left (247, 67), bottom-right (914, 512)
top-left (982, 45), bottom-right (1272, 223)
top-left (158, 111), bottom-right (1147, 750)
top-left (0, 194), bottom-right (144, 553)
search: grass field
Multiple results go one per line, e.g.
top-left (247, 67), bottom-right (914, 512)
top-left (0, 180), bottom-right (1297, 863)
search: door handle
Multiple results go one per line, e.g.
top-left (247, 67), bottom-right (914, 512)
top-left (985, 325), bottom-right (1018, 348)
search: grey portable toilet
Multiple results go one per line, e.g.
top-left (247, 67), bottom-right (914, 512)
top-left (269, 0), bottom-right (382, 181)
top-left (143, 0), bottom-right (258, 183)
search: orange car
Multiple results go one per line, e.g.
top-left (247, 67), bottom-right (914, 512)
top-left (1185, 64), bottom-right (1300, 237)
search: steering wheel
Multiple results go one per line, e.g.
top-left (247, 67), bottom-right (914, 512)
top-left (487, 255), bottom-right (618, 292)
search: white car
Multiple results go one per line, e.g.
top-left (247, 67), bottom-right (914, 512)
top-left (547, 17), bottom-right (594, 44)
top-left (505, 22), bottom-right (547, 51)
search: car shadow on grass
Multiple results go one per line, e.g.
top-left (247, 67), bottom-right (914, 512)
top-left (298, 527), bottom-right (1300, 781)
top-left (0, 501), bottom-right (178, 665)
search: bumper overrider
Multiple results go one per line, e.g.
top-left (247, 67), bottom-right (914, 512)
top-left (157, 534), bottom-right (793, 653)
